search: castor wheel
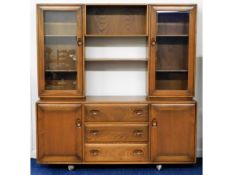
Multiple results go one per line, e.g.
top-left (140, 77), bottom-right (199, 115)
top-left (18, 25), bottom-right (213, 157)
top-left (156, 164), bottom-right (162, 171)
top-left (68, 165), bottom-right (75, 171)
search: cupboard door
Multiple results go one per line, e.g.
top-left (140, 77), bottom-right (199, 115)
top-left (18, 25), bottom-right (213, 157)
top-left (151, 104), bottom-right (196, 163)
top-left (37, 104), bottom-right (82, 163)
top-left (37, 5), bottom-right (84, 97)
top-left (149, 5), bottom-right (196, 97)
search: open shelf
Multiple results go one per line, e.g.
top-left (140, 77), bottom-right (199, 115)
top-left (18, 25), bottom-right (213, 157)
top-left (156, 69), bottom-right (188, 72)
top-left (85, 34), bottom-right (148, 37)
top-left (156, 34), bottom-right (188, 37)
top-left (44, 35), bottom-right (76, 37)
top-left (45, 69), bottom-right (77, 72)
top-left (86, 58), bottom-right (147, 62)
top-left (86, 5), bottom-right (147, 36)
top-left (44, 22), bottom-right (76, 24)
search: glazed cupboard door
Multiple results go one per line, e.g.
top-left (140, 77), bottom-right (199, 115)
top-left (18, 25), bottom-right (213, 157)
top-left (150, 104), bottom-right (196, 163)
top-left (149, 5), bottom-right (196, 97)
top-left (37, 5), bottom-right (84, 97)
top-left (37, 104), bottom-right (82, 163)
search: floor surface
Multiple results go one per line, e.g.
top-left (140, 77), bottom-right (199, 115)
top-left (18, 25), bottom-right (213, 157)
top-left (31, 158), bottom-right (202, 175)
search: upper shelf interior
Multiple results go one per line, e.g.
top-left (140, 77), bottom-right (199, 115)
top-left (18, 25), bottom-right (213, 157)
top-left (86, 5), bottom-right (148, 36)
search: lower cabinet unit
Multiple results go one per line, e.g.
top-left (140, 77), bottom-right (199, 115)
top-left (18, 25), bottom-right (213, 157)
top-left (37, 103), bottom-right (82, 163)
top-left (36, 101), bottom-right (196, 165)
top-left (150, 103), bottom-right (196, 163)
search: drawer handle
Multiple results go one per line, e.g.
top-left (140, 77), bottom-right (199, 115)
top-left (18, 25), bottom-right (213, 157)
top-left (89, 130), bottom-right (99, 136)
top-left (90, 150), bottom-right (99, 156)
top-left (133, 149), bottom-right (143, 156)
top-left (134, 109), bottom-right (144, 116)
top-left (133, 130), bottom-right (143, 137)
top-left (90, 110), bottom-right (100, 116)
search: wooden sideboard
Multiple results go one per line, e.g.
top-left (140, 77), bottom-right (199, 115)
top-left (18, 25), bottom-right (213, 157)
top-left (36, 4), bottom-right (197, 170)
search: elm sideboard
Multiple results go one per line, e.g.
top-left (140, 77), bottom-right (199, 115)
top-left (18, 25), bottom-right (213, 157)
top-left (36, 4), bottom-right (197, 171)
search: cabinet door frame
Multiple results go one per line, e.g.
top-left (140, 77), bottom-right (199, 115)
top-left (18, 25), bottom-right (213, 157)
top-left (150, 103), bottom-right (196, 163)
top-left (37, 103), bottom-right (82, 163)
top-left (37, 5), bottom-right (84, 98)
top-left (149, 5), bottom-right (197, 97)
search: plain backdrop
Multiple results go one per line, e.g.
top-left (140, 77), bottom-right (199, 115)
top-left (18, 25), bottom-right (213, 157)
top-left (2, 0), bottom-right (233, 175)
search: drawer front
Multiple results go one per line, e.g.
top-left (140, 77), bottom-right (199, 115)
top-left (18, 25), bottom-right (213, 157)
top-left (84, 104), bottom-right (148, 122)
top-left (85, 144), bottom-right (149, 162)
top-left (85, 123), bottom-right (148, 142)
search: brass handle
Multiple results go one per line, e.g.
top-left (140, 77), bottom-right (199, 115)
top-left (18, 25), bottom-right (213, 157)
top-left (151, 38), bottom-right (156, 46)
top-left (90, 110), bottom-right (99, 116)
top-left (76, 37), bottom-right (83, 46)
top-left (90, 150), bottom-right (99, 156)
top-left (89, 130), bottom-right (99, 136)
top-left (134, 130), bottom-right (143, 137)
top-left (134, 109), bottom-right (143, 116)
top-left (152, 120), bottom-right (157, 127)
top-left (76, 119), bottom-right (81, 128)
top-left (133, 149), bottom-right (143, 156)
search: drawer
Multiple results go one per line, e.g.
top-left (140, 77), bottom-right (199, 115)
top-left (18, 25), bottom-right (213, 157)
top-left (84, 104), bottom-right (148, 122)
top-left (84, 144), bottom-right (149, 162)
top-left (85, 123), bottom-right (148, 142)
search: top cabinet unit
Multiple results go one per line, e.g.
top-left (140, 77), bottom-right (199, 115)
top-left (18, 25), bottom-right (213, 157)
top-left (37, 5), bottom-right (84, 98)
top-left (36, 4), bottom-right (197, 99)
top-left (149, 5), bottom-right (196, 97)
top-left (85, 5), bottom-right (148, 36)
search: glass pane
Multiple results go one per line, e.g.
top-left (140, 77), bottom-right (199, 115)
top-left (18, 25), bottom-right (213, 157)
top-left (44, 11), bottom-right (76, 36)
top-left (44, 11), bottom-right (77, 90)
top-left (155, 11), bottom-right (189, 90)
top-left (156, 37), bottom-right (188, 71)
top-left (156, 72), bottom-right (188, 90)
top-left (157, 11), bottom-right (189, 35)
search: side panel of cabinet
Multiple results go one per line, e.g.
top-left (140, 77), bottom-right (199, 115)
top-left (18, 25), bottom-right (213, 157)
top-left (150, 103), bottom-right (196, 163)
top-left (37, 103), bottom-right (82, 163)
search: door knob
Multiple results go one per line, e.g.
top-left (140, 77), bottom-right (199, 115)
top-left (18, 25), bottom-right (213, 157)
top-left (76, 119), bottom-right (81, 128)
top-left (152, 120), bottom-right (157, 127)
top-left (151, 38), bottom-right (156, 46)
top-left (76, 37), bottom-right (83, 46)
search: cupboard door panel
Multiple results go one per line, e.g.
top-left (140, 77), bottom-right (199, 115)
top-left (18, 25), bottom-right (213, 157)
top-left (151, 104), bottom-right (196, 163)
top-left (37, 5), bottom-right (84, 97)
top-left (37, 103), bottom-right (82, 163)
top-left (149, 5), bottom-right (196, 97)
